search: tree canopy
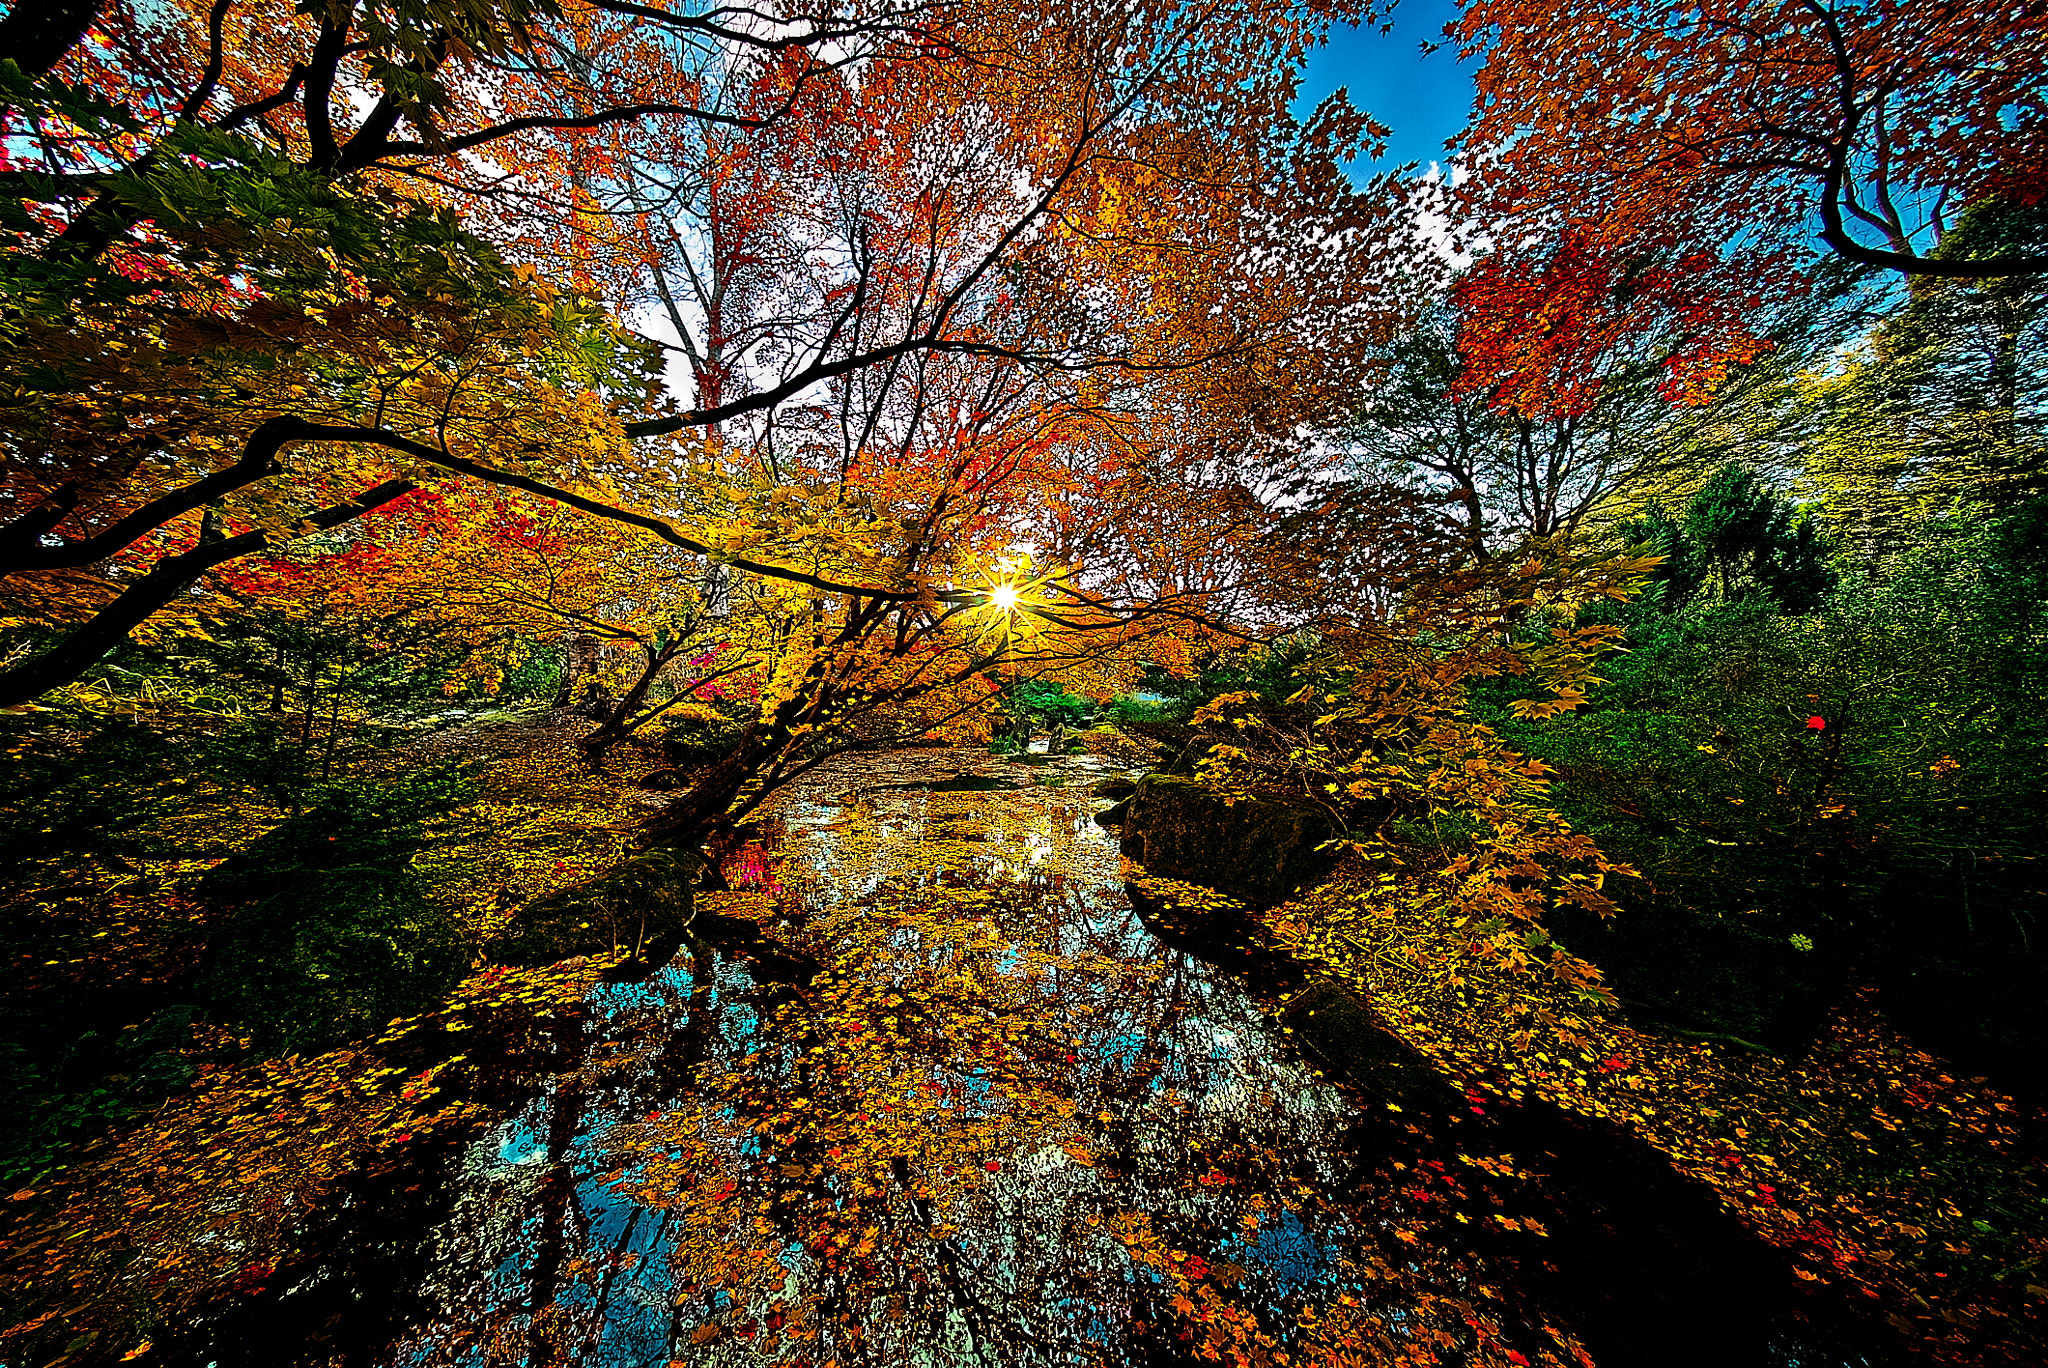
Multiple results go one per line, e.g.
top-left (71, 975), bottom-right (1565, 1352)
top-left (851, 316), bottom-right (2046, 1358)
top-left (5, 3), bottom-right (2048, 1366)
top-left (1455, 0), bottom-right (2048, 282)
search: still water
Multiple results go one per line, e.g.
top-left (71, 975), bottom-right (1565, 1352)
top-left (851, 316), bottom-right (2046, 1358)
top-left (361, 749), bottom-right (1576, 1367)
top-left (171, 749), bottom-right (1873, 1368)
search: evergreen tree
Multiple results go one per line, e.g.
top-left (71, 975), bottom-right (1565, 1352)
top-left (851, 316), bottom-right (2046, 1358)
top-left (1625, 466), bottom-right (1835, 612)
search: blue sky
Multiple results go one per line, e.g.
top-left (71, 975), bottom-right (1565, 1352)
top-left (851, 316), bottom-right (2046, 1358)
top-left (1293, 0), bottom-right (1475, 180)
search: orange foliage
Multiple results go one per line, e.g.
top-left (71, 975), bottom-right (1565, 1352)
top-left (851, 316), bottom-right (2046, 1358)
top-left (1452, 233), bottom-right (1778, 420)
top-left (1455, 0), bottom-right (2048, 281)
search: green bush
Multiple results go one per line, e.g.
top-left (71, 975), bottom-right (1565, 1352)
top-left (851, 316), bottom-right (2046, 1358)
top-left (195, 763), bottom-right (479, 1056)
top-left (1116, 638), bottom-right (1320, 722)
top-left (198, 761), bottom-right (477, 902)
top-left (485, 847), bottom-right (700, 967)
top-left (654, 710), bottom-right (750, 766)
top-left (1623, 465), bottom-right (1835, 614)
top-left (0, 1008), bottom-right (199, 1187)
top-left (497, 637), bottom-right (565, 700)
top-left (1004, 677), bottom-right (1093, 728)
top-left (1104, 693), bottom-right (1172, 723)
top-left (1496, 507), bottom-right (2048, 1070)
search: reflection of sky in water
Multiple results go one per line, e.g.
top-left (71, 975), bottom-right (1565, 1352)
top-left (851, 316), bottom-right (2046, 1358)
top-left (390, 751), bottom-right (1392, 1368)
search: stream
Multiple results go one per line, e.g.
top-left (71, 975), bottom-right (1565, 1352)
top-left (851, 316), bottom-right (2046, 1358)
top-left (158, 748), bottom-right (1883, 1368)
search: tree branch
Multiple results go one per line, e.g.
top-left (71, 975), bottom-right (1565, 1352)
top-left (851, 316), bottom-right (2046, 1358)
top-left (1, 416), bottom-right (304, 575)
top-left (0, 478), bottom-right (416, 708)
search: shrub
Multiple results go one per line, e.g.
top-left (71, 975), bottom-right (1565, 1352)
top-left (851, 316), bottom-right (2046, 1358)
top-left (195, 763), bottom-right (479, 1056)
top-left (1104, 693), bottom-right (1172, 723)
top-left (196, 868), bottom-right (468, 1057)
top-left (1500, 510), bottom-right (2048, 1070)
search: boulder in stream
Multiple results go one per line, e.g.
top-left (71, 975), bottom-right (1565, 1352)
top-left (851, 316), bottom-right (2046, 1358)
top-left (485, 847), bottom-right (702, 967)
top-left (1106, 773), bottom-right (1341, 908)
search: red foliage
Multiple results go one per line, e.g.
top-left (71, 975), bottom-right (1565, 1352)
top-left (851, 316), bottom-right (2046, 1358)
top-left (1452, 233), bottom-right (1776, 421)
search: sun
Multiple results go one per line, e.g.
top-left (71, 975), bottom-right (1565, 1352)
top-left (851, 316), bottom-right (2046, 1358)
top-left (969, 567), bottom-right (1041, 650)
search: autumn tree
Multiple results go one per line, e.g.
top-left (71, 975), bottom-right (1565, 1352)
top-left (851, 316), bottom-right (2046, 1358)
top-left (1325, 239), bottom-right (1881, 562)
top-left (1336, 295), bottom-right (1720, 554)
top-left (0, 0), bottom-right (1402, 767)
top-left (1454, 0), bottom-right (2048, 283)
top-left (1165, 539), bottom-right (1658, 1011)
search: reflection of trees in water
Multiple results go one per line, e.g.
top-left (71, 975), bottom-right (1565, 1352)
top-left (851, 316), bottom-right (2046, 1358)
top-left (386, 773), bottom-right (1569, 1368)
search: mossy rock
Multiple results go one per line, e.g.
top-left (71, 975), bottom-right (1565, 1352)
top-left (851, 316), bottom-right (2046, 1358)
top-left (1089, 776), bottom-right (1138, 801)
top-left (656, 716), bottom-right (748, 767)
top-left (1115, 774), bottom-right (1341, 908)
top-left (487, 847), bottom-right (702, 967)
top-left (1280, 982), bottom-right (1465, 1111)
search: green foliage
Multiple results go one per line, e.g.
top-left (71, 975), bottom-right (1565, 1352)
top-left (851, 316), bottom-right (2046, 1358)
top-left (0, 712), bottom-right (476, 1178)
top-left (1503, 507), bottom-right (2048, 1069)
top-left (1003, 677), bottom-right (1092, 727)
top-left (1125, 640), bottom-right (1319, 722)
top-left (196, 764), bottom-right (479, 1056)
top-left (1623, 465), bottom-right (1835, 613)
top-left (191, 715), bottom-right (331, 814)
top-left (199, 761), bottom-right (478, 905)
top-left (496, 637), bottom-right (565, 700)
top-left (181, 605), bottom-right (473, 707)
top-left (484, 847), bottom-right (700, 967)
top-left (167, 606), bottom-right (486, 790)
top-left (653, 709), bottom-right (751, 767)
top-left (0, 706), bottom-right (316, 1183)
top-left (0, 1008), bottom-right (199, 1189)
top-left (1103, 693), bottom-right (1173, 723)
top-left (1789, 201), bottom-right (2048, 559)
top-left (0, 112), bottom-right (547, 329)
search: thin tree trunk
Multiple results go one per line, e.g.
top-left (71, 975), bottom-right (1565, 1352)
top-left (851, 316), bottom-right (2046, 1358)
top-left (550, 632), bottom-right (595, 710)
top-left (579, 639), bottom-right (685, 765)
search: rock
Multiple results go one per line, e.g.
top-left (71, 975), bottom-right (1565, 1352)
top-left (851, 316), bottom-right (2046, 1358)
top-left (1279, 982), bottom-right (1466, 1111)
top-left (486, 847), bottom-right (702, 967)
top-left (636, 768), bottom-right (686, 791)
top-left (658, 717), bottom-right (747, 767)
top-left (1110, 720), bottom-right (1217, 774)
top-left (1114, 773), bottom-right (1341, 908)
top-left (1089, 776), bottom-right (1137, 800)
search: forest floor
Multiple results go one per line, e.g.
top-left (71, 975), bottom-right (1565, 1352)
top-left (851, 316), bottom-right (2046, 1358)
top-left (6, 732), bottom-right (2043, 1368)
top-left (1120, 864), bottom-right (2048, 1365)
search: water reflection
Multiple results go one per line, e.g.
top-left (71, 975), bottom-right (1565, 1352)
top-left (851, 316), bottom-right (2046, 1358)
top-left (385, 752), bottom-right (1564, 1368)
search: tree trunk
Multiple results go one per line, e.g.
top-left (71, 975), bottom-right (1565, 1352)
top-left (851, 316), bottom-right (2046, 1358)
top-left (643, 730), bottom-right (771, 847)
top-left (550, 631), bottom-right (598, 710)
top-left (578, 639), bottom-right (685, 765)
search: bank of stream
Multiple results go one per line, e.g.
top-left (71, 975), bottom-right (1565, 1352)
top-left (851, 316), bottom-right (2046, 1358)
top-left (141, 748), bottom-right (1888, 1368)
